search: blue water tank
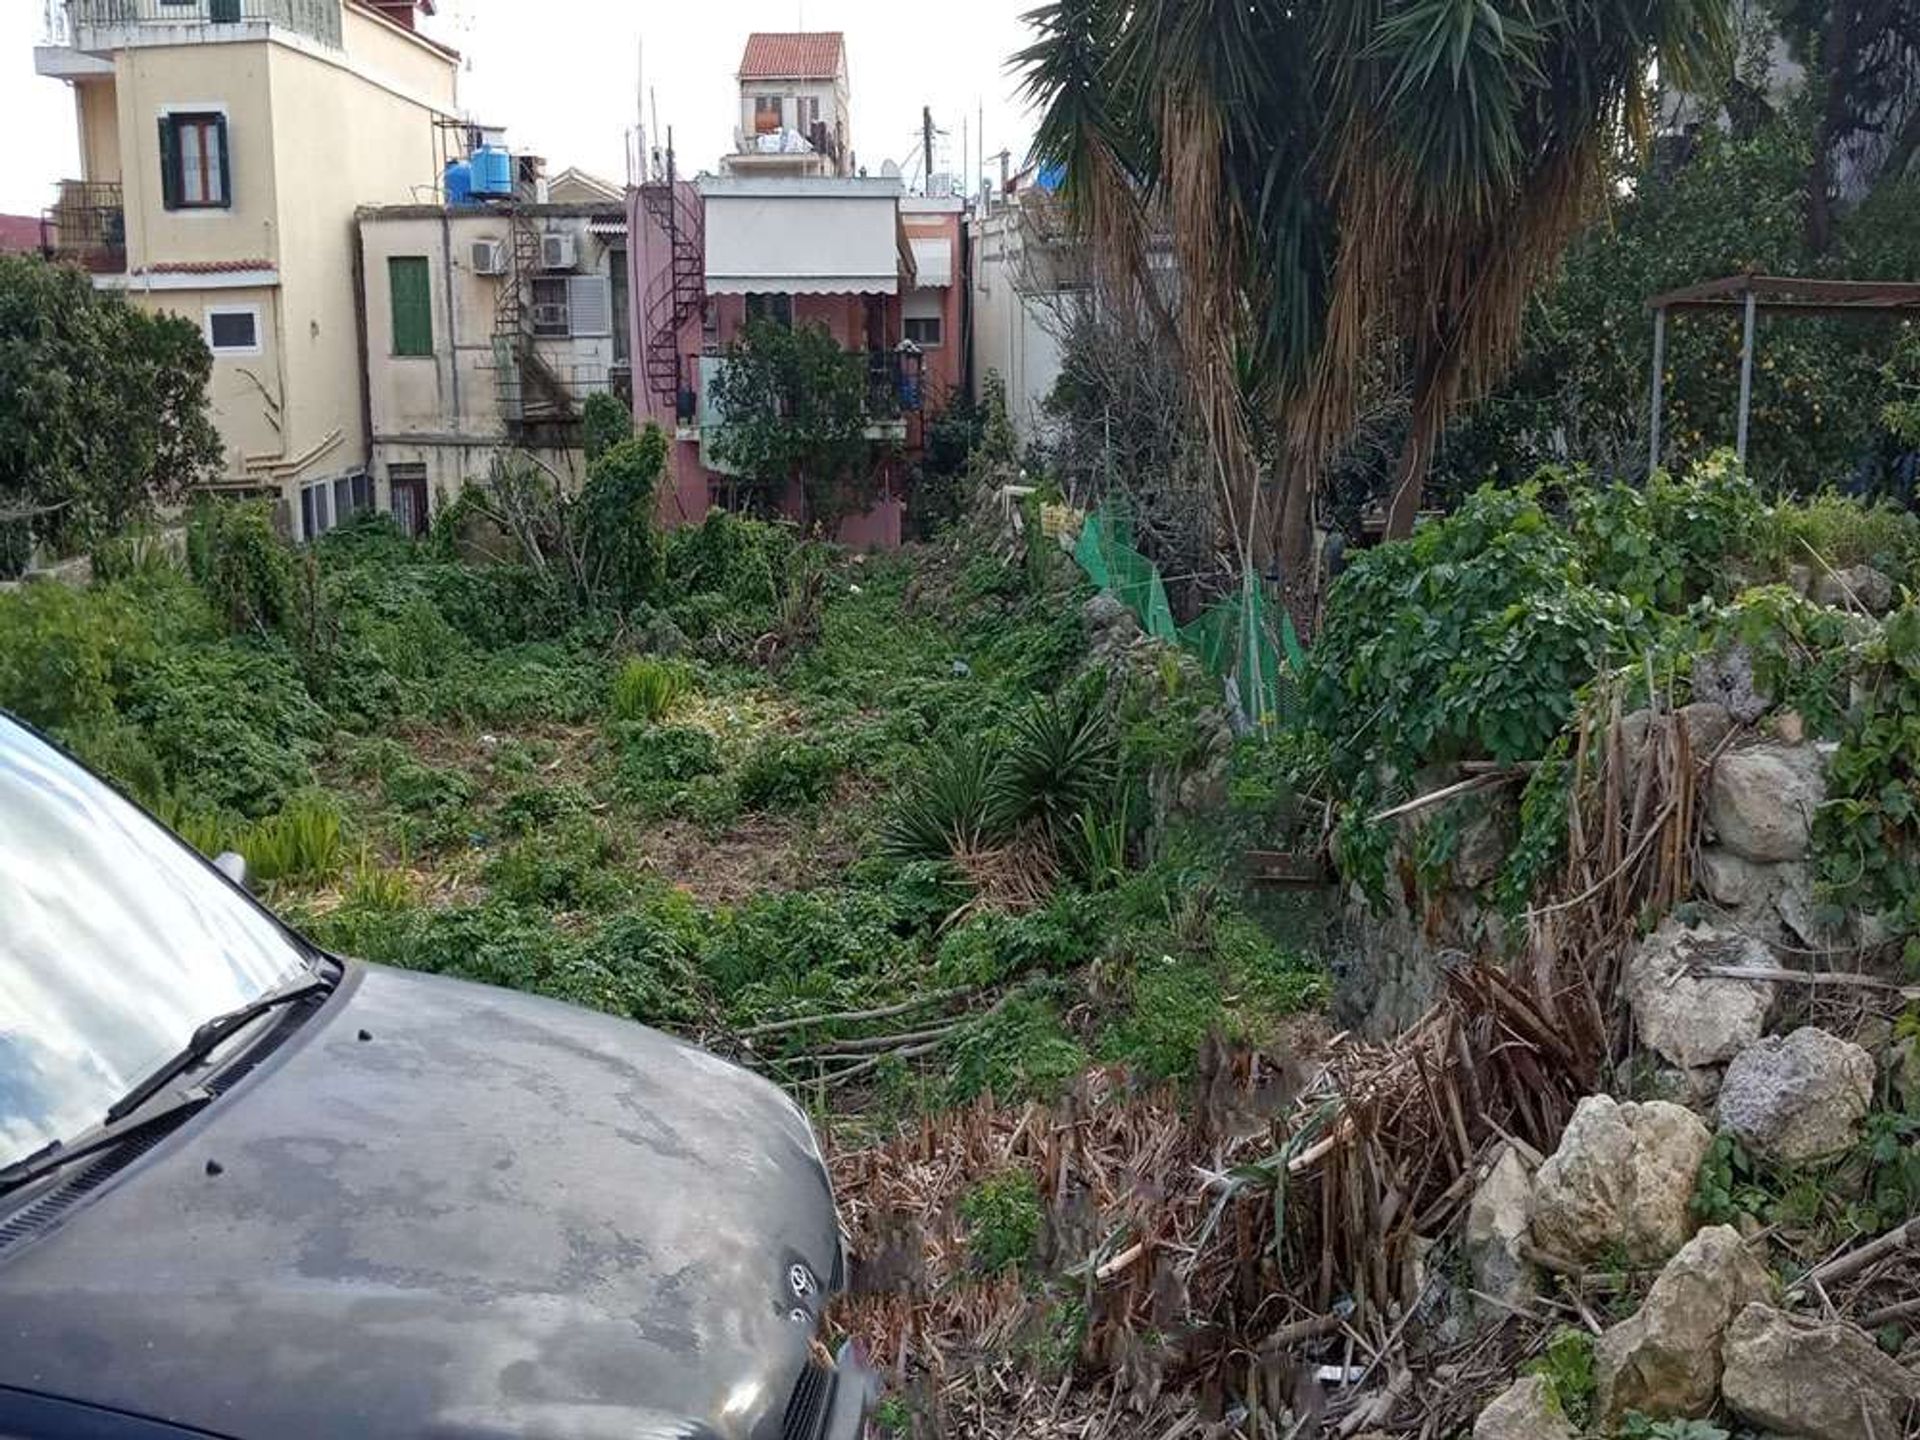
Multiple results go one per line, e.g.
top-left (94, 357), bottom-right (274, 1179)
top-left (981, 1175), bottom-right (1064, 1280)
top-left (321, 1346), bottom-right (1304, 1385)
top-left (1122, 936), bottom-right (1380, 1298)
top-left (443, 159), bottom-right (473, 206)
top-left (470, 147), bottom-right (513, 197)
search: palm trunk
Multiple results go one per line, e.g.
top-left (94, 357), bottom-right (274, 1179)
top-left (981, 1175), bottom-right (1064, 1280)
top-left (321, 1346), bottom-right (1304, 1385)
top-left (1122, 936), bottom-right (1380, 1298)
top-left (1385, 354), bottom-right (1450, 541)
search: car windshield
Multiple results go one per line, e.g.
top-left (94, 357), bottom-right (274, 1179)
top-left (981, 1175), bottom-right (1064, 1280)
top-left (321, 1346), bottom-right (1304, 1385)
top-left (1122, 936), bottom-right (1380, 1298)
top-left (0, 718), bottom-right (312, 1170)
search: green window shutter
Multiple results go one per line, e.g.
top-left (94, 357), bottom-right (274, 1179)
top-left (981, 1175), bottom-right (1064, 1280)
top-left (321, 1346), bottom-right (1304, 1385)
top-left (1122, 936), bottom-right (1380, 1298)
top-left (213, 113), bottom-right (232, 208)
top-left (389, 256), bottom-right (432, 356)
top-left (157, 116), bottom-right (181, 210)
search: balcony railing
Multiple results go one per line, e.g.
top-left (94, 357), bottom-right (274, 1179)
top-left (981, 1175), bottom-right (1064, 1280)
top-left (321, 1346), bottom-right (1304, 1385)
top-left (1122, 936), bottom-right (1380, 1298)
top-left (56, 0), bottom-right (342, 48)
top-left (42, 180), bottom-right (126, 273)
top-left (678, 347), bottom-right (923, 432)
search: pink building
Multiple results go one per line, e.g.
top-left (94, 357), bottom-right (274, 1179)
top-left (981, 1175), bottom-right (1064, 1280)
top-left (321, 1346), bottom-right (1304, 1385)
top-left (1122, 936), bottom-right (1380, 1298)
top-left (626, 32), bottom-right (968, 547)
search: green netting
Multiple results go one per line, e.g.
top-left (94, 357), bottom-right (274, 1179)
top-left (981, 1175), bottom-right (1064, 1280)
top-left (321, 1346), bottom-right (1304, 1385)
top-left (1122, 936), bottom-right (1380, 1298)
top-left (1073, 503), bottom-right (1303, 727)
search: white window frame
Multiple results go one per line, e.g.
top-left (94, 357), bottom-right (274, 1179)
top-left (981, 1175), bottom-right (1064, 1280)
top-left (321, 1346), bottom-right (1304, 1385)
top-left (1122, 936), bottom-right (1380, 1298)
top-left (203, 303), bottom-right (261, 356)
top-left (904, 315), bottom-right (944, 348)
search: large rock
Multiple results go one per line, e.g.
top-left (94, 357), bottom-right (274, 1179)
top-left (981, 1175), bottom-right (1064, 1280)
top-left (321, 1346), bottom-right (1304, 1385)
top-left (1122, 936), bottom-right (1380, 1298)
top-left (1531, 1096), bottom-right (1712, 1265)
top-left (1594, 1225), bottom-right (1772, 1424)
top-left (1626, 921), bottom-right (1776, 1071)
top-left (1812, 562), bottom-right (1896, 616)
top-left (1721, 1303), bottom-right (1920, 1440)
top-left (1466, 1145), bottom-right (1537, 1319)
top-left (1718, 1027), bottom-right (1875, 1163)
top-left (1708, 744), bottom-right (1827, 863)
top-left (1693, 643), bottom-right (1771, 723)
top-left (1473, 1375), bottom-right (1576, 1440)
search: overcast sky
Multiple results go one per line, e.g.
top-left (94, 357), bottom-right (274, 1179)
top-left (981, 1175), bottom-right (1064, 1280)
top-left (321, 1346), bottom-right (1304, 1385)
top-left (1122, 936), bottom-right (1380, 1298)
top-left (2, 1), bottom-right (1043, 217)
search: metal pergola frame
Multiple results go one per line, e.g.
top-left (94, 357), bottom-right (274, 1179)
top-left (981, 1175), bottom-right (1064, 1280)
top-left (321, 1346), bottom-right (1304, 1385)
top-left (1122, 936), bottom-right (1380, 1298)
top-left (1645, 272), bottom-right (1920, 471)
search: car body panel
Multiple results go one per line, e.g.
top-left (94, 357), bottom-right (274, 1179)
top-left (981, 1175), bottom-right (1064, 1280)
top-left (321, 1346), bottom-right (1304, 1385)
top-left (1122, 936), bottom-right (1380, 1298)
top-left (0, 962), bottom-right (845, 1440)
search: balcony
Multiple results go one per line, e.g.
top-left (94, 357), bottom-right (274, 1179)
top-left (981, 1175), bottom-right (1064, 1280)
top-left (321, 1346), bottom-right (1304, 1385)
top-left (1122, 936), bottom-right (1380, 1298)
top-left (44, 0), bottom-right (343, 54)
top-left (675, 347), bottom-right (921, 449)
top-left (42, 181), bottom-right (126, 274)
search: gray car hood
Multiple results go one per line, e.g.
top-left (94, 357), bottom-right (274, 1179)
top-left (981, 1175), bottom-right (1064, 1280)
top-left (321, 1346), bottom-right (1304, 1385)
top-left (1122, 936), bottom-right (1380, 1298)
top-left (0, 963), bottom-right (844, 1440)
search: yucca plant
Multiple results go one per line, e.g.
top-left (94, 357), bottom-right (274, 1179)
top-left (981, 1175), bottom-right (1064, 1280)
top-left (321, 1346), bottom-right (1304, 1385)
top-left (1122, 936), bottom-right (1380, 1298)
top-left (610, 656), bottom-right (691, 723)
top-left (991, 685), bottom-right (1119, 841)
top-left (1063, 786), bottom-right (1133, 891)
top-left (344, 843), bottom-right (413, 910)
top-left (879, 736), bottom-right (1005, 862)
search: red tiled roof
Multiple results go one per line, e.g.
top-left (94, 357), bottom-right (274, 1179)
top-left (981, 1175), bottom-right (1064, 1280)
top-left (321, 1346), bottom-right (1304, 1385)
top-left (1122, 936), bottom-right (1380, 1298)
top-left (0, 215), bottom-right (43, 254)
top-left (738, 32), bottom-right (845, 81)
top-left (136, 259), bottom-right (275, 275)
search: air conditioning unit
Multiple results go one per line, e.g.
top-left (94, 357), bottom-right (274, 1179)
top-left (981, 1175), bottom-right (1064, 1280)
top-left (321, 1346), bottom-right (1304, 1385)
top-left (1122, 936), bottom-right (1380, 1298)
top-left (470, 239), bottom-right (507, 275)
top-left (540, 232), bottom-right (578, 271)
top-left (531, 303), bottom-right (569, 333)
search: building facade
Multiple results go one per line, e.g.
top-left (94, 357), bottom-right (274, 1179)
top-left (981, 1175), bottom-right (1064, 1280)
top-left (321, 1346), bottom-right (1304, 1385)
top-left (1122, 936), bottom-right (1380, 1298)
top-left (34, 0), bottom-right (459, 540)
top-left (357, 200), bottom-right (628, 532)
top-left (628, 31), bottom-right (977, 547)
top-left (968, 183), bottom-right (1079, 447)
top-left (719, 32), bottom-right (854, 180)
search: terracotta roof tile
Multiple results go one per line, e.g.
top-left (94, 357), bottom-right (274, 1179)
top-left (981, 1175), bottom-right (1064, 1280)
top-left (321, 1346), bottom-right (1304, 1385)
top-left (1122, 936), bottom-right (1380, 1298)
top-left (738, 32), bottom-right (844, 80)
top-left (137, 259), bottom-right (275, 275)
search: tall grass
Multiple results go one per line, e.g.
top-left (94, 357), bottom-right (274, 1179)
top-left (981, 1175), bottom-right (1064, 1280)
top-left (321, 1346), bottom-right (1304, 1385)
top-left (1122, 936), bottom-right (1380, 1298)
top-left (610, 657), bottom-right (691, 723)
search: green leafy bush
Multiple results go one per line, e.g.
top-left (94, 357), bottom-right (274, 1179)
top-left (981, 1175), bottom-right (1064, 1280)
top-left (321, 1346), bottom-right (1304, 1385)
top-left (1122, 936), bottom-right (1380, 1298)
top-left (578, 426), bottom-right (668, 611)
top-left (958, 1168), bottom-right (1043, 1272)
top-left (240, 791), bottom-right (346, 882)
top-left (484, 817), bottom-right (620, 911)
top-left (735, 736), bottom-right (840, 811)
top-left (186, 499), bottom-right (292, 635)
top-left (610, 657), bottom-right (691, 723)
top-left (945, 989), bottom-right (1088, 1103)
top-left (581, 391), bottom-right (634, 463)
top-left (121, 642), bottom-right (326, 816)
top-left (0, 580), bottom-right (158, 732)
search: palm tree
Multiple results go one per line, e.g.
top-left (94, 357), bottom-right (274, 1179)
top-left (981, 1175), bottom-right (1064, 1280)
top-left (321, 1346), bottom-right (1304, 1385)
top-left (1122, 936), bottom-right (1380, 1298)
top-left (1018, 0), bottom-right (1730, 591)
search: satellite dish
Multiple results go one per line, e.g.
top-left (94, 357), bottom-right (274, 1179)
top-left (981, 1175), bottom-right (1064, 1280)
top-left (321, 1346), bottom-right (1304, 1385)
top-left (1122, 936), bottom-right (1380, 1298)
top-left (880, 159), bottom-right (900, 177)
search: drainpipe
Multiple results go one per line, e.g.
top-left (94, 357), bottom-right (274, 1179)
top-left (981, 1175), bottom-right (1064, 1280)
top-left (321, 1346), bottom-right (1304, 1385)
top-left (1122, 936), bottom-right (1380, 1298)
top-left (440, 208), bottom-right (461, 424)
top-left (351, 217), bottom-right (374, 492)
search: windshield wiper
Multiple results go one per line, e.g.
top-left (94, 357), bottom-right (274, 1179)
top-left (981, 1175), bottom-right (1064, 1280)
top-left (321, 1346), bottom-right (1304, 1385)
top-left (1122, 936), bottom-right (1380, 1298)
top-left (103, 970), bottom-right (332, 1125)
top-left (0, 1085), bottom-right (213, 1196)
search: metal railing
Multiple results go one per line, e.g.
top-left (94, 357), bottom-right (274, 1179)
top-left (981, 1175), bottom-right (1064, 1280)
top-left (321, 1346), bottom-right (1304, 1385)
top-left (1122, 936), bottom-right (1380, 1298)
top-left (57, 0), bottom-right (342, 48)
top-left (681, 347), bottom-right (923, 429)
top-left (42, 180), bottom-right (126, 273)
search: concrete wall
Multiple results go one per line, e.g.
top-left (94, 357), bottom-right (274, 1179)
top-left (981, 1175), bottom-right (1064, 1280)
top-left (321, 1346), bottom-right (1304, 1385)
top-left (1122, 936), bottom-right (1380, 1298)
top-left (76, 78), bottom-right (121, 184)
top-left (969, 202), bottom-right (1067, 445)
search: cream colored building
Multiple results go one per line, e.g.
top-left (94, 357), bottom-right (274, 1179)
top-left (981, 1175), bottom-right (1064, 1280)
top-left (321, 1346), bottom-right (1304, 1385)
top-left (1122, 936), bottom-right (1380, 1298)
top-left (718, 32), bottom-right (854, 179)
top-left (35, 0), bottom-right (459, 540)
top-left (357, 202), bottom-right (628, 530)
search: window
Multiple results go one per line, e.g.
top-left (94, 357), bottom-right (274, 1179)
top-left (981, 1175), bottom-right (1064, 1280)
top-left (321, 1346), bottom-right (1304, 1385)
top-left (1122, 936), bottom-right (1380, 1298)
top-left (203, 305), bottom-right (259, 355)
top-left (904, 316), bottom-right (943, 347)
top-left (159, 111), bottom-right (229, 210)
top-left (609, 249), bottom-right (629, 362)
top-left (333, 472), bottom-right (373, 525)
top-left (388, 256), bottom-right (432, 356)
top-left (753, 95), bottom-right (782, 135)
top-left (568, 275), bottom-right (611, 337)
top-left (299, 479), bottom-right (331, 542)
top-left (745, 292), bottom-right (792, 329)
top-left (531, 276), bottom-right (569, 337)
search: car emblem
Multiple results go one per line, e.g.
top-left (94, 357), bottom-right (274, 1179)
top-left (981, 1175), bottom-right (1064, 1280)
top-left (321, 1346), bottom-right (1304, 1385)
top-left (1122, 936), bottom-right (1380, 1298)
top-left (788, 1262), bottom-right (815, 1300)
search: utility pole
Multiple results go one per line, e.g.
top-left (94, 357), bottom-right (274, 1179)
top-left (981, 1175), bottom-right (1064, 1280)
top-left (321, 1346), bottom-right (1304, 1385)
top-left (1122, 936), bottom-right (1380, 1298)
top-left (922, 106), bottom-right (935, 190)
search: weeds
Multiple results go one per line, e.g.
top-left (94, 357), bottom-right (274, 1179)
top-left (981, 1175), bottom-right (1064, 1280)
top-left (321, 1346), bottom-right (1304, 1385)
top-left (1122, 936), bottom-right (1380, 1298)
top-left (959, 1168), bottom-right (1043, 1272)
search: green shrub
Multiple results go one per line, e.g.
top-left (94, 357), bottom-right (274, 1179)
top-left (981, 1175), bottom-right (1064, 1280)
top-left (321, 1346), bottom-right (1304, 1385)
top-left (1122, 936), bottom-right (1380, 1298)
top-left (735, 736), bottom-right (840, 811)
top-left (579, 427), bottom-right (668, 610)
top-left (0, 580), bottom-right (157, 732)
top-left (1522, 1328), bottom-right (1595, 1430)
top-left (483, 816), bottom-right (620, 911)
top-left (1760, 489), bottom-right (1920, 585)
top-left (495, 782), bottom-right (590, 836)
top-left (958, 1168), bottom-right (1043, 1272)
top-left (92, 527), bottom-right (179, 584)
top-left (559, 893), bottom-right (708, 1025)
top-left (121, 642), bottom-right (326, 816)
top-left (614, 723), bottom-right (721, 784)
top-left (186, 499), bottom-right (292, 634)
top-left (700, 888), bottom-right (919, 1013)
top-left (610, 657), bottom-right (691, 723)
top-left (581, 391), bottom-right (634, 463)
top-left (945, 990), bottom-right (1088, 1103)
